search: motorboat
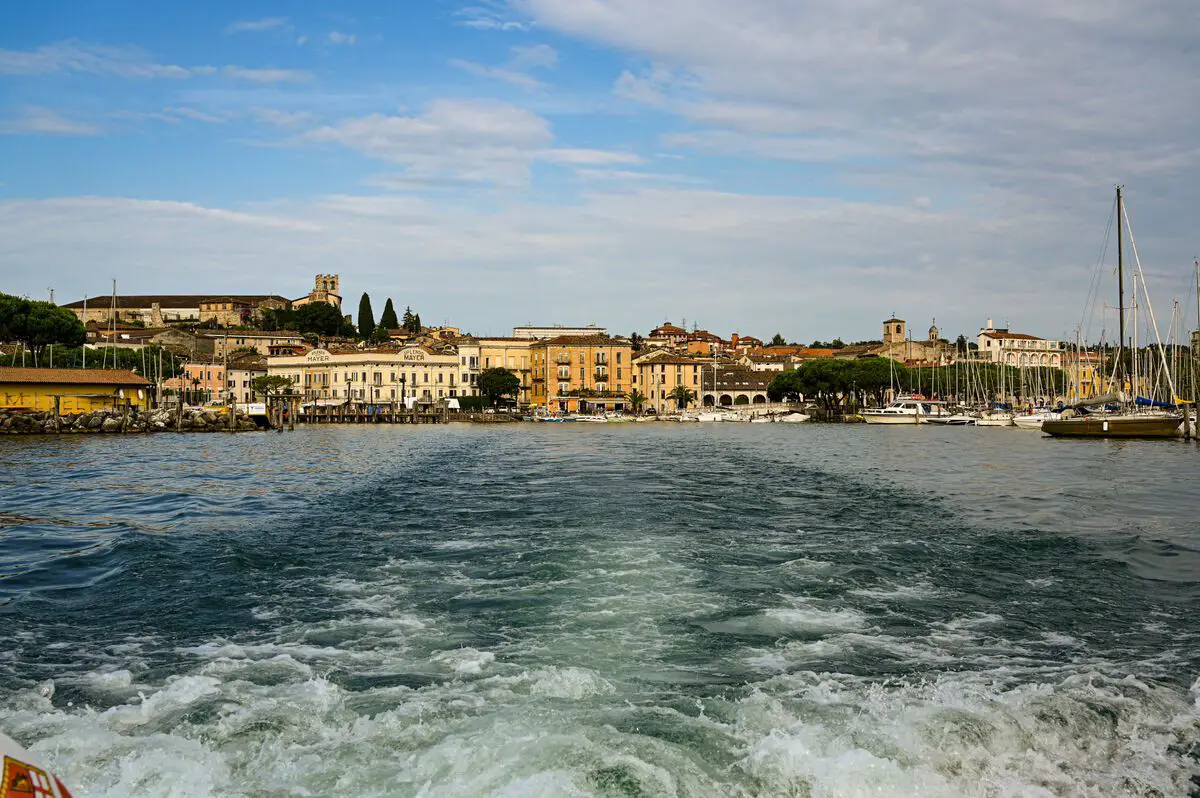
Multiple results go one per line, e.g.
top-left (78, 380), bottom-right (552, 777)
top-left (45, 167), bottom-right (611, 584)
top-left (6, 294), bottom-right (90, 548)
top-left (975, 411), bottom-right (1014, 427)
top-left (1012, 410), bottom-right (1061, 429)
top-left (861, 397), bottom-right (948, 424)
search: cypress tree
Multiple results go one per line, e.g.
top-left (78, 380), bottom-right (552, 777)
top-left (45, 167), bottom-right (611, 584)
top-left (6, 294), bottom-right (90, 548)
top-left (379, 298), bottom-right (399, 330)
top-left (357, 293), bottom-right (375, 340)
top-left (412, 313), bottom-right (422, 333)
top-left (401, 306), bottom-right (415, 332)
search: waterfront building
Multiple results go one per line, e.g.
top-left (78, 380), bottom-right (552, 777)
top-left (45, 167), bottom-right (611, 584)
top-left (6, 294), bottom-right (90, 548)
top-left (171, 359), bottom-right (225, 405)
top-left (530, 335), bottom-right (633, 413)
top-left (449, 338), bottom-right (481, 398)
top-left (698, 365), bottom-right (772, 407)
top-left (476, 337), bottom-right (533, 405)
top-left (632, 352), bottom-right (705, 414)
top-left (227, 353), bottom-right (268, 406)
top-left (268, 346), bottom-right (464, 405)
top-left (0, 367), bottom-right (152, 413)
top-left (977, 319), bottom-right (1062, 367)
top-left (1063, 351), bottom-right (1106, 401)
top-left (513, 324), bottom-right (608, 340)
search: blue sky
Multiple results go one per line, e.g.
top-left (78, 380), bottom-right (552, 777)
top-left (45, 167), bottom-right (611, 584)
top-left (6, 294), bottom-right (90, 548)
top-left (2, 1), bottom-right (1198, 343)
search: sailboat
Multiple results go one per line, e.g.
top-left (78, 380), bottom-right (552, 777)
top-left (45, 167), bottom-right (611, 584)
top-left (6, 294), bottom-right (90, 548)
top-left (1042, 186), bottom-right (1183, 439)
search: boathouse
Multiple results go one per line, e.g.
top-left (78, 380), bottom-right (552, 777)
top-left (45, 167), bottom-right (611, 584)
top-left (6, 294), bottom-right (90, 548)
top-left (0, 368), bottom-right (153, 414)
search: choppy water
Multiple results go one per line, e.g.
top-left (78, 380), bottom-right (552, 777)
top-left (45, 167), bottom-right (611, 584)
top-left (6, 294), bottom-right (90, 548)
top-left (1, 424), bottom-right (1199, 797)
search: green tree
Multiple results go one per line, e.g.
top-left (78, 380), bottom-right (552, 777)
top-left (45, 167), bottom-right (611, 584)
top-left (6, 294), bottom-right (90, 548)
top-left (851, 357), bottom-right (905, 407)
top-left (370, 323), bottom-right (391, 344)
top-left (294, 302), bottom-right (344, 337)
top-left (0, 294), bottom-right (86, 363)
top-left (795, 359), bottom-right (855, 415)
top-left (955, 334), bottom-right (968, 353)
top-left (357, 293), bottom-right (375, 340)
top-left (401, 306), bottom-right (415, 331)
top-left (379, 298), bottom-right (399, 330)
top-left (767, 369), bottom-right (805, 402)
top-left (629, 332), bottom-right (645, 352)
top-left (769, 332), bottom-right (787, 346)
top-left (412, 313), bottom-right (422, 333)
top-left (253, 375), bottom-right (294, 399)
top-left (478, 367), bottom-right (520, 406)
top-left (668, 385), bottom-right (696, 410)
top-left (627, 388), bottom-right (647, 414)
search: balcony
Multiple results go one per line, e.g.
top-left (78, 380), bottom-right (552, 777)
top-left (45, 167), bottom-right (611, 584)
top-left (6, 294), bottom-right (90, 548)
top-left (595, 354), bottom-right (608, 365)
top-left (556, 355), bottom-right (572, 365)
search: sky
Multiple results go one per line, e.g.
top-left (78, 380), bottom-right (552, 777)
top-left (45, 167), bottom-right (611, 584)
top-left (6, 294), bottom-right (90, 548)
top-left (1, 1), bottom-right (1198, 343)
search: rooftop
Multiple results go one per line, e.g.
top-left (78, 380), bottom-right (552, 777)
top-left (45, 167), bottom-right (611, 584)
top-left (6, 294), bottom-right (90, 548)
top-left (536, 334), bottom-right (628, 347)
top-left (0, 367), bottom-right (152, 386)
top-left (981, 331), bottom-right (1044, 341)
top-left (63, 294), bottom-right (289, 309)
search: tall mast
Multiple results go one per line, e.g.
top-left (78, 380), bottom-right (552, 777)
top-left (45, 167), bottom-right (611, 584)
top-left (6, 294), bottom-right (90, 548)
top-left (1116, 186), bottom-right (1126, 379)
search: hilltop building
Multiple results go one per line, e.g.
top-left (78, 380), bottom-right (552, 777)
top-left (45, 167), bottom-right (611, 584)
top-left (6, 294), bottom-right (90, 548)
top-left (977, 319), bottom-right (1062, 367)
top-left (64, 294), bottom-right (290, 327)
top-left (292, 274), bottom-right (342, 310)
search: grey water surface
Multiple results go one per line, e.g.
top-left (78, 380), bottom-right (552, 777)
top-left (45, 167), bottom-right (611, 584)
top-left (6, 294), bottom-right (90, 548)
top-left (1, 424), bottom-right (1198, 797)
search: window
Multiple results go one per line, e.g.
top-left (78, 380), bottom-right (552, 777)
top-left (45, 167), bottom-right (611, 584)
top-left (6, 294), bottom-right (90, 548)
top-left (579, 367), bottom-right (585, 381)
top-left (616, 352), bottom-right (622, 363)
top-left (438, 372), bottom-right (444, 383)
top-left (424, 373), bottom-right (429, 383)
top-left (617, 367), bottom-right (622, 379)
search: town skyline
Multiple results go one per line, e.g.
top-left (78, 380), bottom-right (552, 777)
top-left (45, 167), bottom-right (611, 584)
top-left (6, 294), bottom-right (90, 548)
top-left (3, 2), bottom-right (1199, 341)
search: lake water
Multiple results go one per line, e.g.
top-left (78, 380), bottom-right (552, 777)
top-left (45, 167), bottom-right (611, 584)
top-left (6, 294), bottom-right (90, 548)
top-left (1, 424), bottom-right (1198, 797)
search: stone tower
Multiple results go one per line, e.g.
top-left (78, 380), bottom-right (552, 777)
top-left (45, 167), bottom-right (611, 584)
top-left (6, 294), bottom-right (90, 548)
top-left (309, 274), bottom-right (342, 309)
top-left (928, 318), bottom-right (939, 342)
top-left (883, 317), bottom-right (906, 345)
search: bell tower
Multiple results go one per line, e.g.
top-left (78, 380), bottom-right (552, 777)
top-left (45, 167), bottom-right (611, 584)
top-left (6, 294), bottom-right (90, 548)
top-left (883, 316), bottom-right (906, 345)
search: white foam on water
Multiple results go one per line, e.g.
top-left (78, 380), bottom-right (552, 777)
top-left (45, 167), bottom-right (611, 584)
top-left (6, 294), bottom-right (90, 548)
top-left (849, 581), bottom-right (942, 601)
top-left (732, 670), bottom-right (1200, 797)
top-left (432, 648), bottom-right (496, 676)
top-left (706, 598), bottom-right (868, 638)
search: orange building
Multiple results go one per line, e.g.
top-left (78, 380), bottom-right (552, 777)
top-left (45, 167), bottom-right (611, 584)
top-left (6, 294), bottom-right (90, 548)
top-left (530, 335), bottom-right (633, 413)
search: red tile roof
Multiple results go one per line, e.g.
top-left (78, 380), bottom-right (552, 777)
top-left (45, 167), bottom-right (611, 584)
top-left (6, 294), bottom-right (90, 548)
top-left (981, 331), bottom-right (1043, 341)
top-left (0, 367), bottom-right (152, 386)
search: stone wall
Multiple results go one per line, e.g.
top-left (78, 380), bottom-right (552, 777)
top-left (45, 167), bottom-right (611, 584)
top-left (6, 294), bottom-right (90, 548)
top-left (0, 407), bottom-right (259, 434)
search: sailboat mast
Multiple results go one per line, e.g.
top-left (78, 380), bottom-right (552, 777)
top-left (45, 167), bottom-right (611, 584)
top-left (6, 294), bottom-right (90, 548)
top-left (1116, 186), bottom-right (1126, 378)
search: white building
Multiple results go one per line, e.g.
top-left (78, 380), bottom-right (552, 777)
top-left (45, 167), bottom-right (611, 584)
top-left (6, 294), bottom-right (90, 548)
top-left (977, 319), bottom-right (1062, 367)
top-left (512, 324), bottom-right (608, 340)
top-left (268, 347), bottom-right (468, 404)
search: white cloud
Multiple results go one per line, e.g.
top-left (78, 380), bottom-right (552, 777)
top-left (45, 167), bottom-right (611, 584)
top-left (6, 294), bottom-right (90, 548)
top-left (251, 108), bottom-right (316, 127)
top-left (165, 106), bottom-right (227, 124)
top-left (0, 40), bottom-right (194, 79)
top-left (0, 106), bottom-right (100, 136)
top-left (450, 60), bottom-right (544, 91)
top-left (226, 17), bottom-right (289, 34)
top-left (538, 148), bottom-right (642, 165)
top-left (451, 44), bottom-right (558, 91)
top-left (0, 187), bottom-right (1105, 340)
top-left (455, 2), bottom-right (530, 30)
top-left (303, 99), bottom-right (554, 186)
top-left (328, 31), bottom-right (357, 45)
top-left (222, 66), bottom-right (311, 83)
top-left (0, 39), bottom-right (311, 85)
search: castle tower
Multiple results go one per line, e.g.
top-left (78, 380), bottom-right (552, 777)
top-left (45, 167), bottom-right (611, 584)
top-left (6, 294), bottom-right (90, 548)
top-left (883, 317), bottom-right (906, 345)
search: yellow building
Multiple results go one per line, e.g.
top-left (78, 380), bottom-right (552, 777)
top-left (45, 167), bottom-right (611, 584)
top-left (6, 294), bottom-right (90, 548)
top-left (0, 368), bottom-right (153, 413)
top-left (530, 335), bottom-right (633, 412)
top-left (1064, 351), bottom-right (1106, 401)
top-left (477, 337), bottom-right (534, 406)
top-left (632, 353), bottom-right (705, 414)
top-left (267, 347), bottom-right (463, 404)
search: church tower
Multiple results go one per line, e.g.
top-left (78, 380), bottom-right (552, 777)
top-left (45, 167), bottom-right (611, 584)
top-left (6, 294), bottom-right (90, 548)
top-left (928, 318), bottom-right (939, 342)
top-left (882, 317), bottom-right (906, 345)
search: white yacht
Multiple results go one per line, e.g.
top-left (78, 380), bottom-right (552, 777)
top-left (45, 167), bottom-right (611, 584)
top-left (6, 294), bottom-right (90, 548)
top-left (861, 398), bottom-right (948, 424)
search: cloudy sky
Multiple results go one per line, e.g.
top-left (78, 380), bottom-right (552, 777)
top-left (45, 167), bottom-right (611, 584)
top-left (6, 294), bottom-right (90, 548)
top-left (2, 1), bottom-right (1197, 342)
